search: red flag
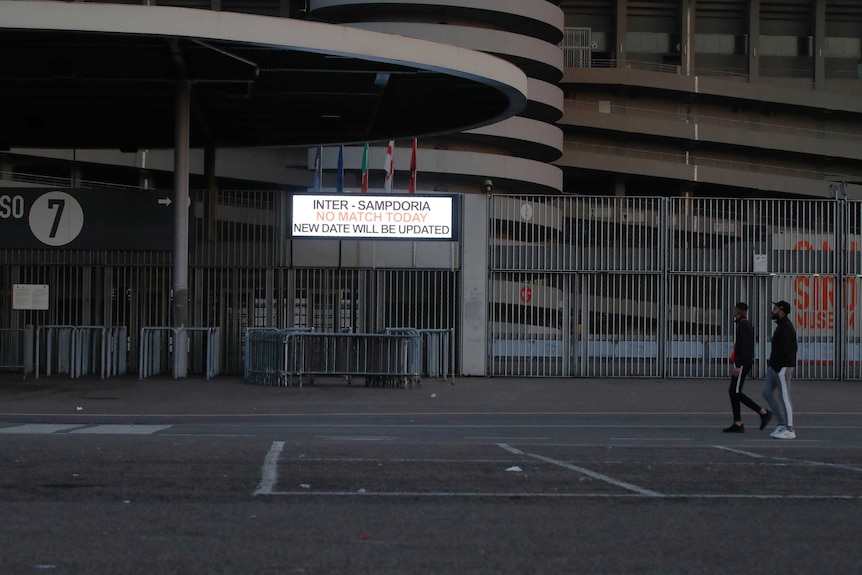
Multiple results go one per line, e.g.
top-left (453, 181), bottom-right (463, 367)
top-left (383, 140), bottom-right (394, 192)
top-left (408, 138), bottom-right (417, 194)
top-left (360, 142), bottom-right (369, 193)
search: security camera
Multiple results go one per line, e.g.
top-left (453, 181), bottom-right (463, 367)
top-left (482, 179), bottom-right (494, 193)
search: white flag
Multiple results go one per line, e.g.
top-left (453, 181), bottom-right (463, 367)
top-left (383, 140), bottom-right (394, 192)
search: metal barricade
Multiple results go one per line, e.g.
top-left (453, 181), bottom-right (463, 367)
top-left (244, 327), bottom-right (313, 386)
top-left (35, 325), bottom-right (127, 379)
top-left (139, 326), bottom-right (221, 380)
top-left (0, 326), bottom-right (34, 376)
top-left (244, 330), bottom-right (423, 389)
top-left (418, 328), bottom-right (455, 381)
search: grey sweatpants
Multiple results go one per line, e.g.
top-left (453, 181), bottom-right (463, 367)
top-left (762, 366), bottom-right (794, 428)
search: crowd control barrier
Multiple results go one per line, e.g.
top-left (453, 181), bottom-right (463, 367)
top-left (386, 328), bottom-right (454, 382)
top-left (0, 327), bottom-right (34, 376)
top-left (243, 327), bottom-right (313, 385)
top-left (244, 329), bottom-right (425, 389)
top-left (35, 325), bottom-right (127, 379)
top-left (139, 326), bottom-right (221, 380)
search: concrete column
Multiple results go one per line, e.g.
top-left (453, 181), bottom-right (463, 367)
top-left (172, 78), bottom-right (190, 329)
top-left (616, 0), bottom-right (627, 68)
top-left (460, 193), bottom-right (489, 376)
top-left (172, 79), bottom-right (191, 378)
top-left (682, 0), bottom-right (695, 76)
top-left (814, 0), bottom-right (826, 89)
top-left (748, 0), bottom-right (760, 82)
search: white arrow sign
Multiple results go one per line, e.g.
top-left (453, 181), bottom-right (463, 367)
top-left (158, 197), bottom-right (172, 206)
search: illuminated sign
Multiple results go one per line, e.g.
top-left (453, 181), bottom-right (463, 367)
top-left (292, 194), bottom-right (453, 239)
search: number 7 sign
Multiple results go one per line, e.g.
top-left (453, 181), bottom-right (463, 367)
top-left (28, 191), bottom-right (84, 246)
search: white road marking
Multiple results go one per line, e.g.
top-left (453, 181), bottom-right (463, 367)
top-left (258, 490), bottom-right (862, 500)
top-left (69, 425), bottom-right (172, 435)
top-left (254, 441), bottom-right (285, 496)
top-left (0, 423), bottom-right (172, 435)
top-left (713, 446), bottom-right (766, 459)
top-left (498, 443), bottom-right (665, 498)
top-left (0, 424), bottom-right (86, 434)
top-left (319, 436), bottom-right (396, 441)
top-left (611, 438), bottom-right (692, 441)
top-left (714, 445), bottom-right (862, 472)
top-left (465, 437), bottom-right (550, 441)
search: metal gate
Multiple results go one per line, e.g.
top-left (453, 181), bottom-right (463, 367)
top-left (561, 27), bottom-right (592, 68)
top-left (489, 195), bottom-right (858, 379)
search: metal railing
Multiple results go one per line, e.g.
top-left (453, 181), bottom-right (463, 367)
top-left (388, 328), bottom-right (454, 381)
top-left (565, 141), bottom-right (859, 184)
top-left (139, 326), bottom-right (221, 380)
top-left (244, 328), bottom-right (427, 389)
top-left (243, 327), bottom-right (313, 386)
top-left (0, 327), bottom-right (34, 375)
top-left (563, 99), bottom-right (862, 145)
top-left (35, 325), bottom-right (127, 379)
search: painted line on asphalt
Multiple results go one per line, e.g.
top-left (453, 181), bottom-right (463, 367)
top-left (0, 424), bottom-right (172, 435)
top-left (714, 445), bottom-right (862, 472)
top-left (257, 490), bottom-right (862, 500)
top-left (714, 445), bottom-right (766, 459)
top-left (254, 441), bottom-right (285, 496)
top-left (69, 424), bottom-right (172, 435)
top-left (497, 443), bottom-right (665, 498)
top-left (0, 423), bottom-right (87, 434)
top-left (465, 436), bottom-right (550, 441)
top-left (318, 436), bottom-right (396, 442)
top-left (611, 437), bottom-right (692, 441)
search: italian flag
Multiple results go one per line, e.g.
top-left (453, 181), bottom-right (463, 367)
top-left (360, 142), bottom-right (369, 193)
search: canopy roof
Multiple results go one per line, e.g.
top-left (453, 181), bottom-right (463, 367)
top-left (0, 1), bottom-right (528, 150)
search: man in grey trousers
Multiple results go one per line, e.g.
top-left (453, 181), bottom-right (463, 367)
top-left (763, 300), bottom-right (798, 440)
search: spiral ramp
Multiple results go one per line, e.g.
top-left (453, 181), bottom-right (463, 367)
top-left (307, 0), bottom-right (565, 195)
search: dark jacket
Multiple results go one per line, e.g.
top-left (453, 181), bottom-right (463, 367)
top-left (768, 316), bottom-right (798, 369)
top-left (733, 316), bottom-right (755, 367)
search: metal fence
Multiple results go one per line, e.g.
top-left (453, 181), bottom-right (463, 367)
top-left (7, 189), bottom-right (862, 380)
top-left (0, 188), bottom-right (459, 376)
top-left (0, 327), bottom-right (33, 375)
top-left (139, 326), bottom-right (221, 380)
top-left (244, 328), bottom-right (425, 389)
top-left (34, 325), bottom-right (127, 379)
top-left (489, 195), bottom-right (862, 379)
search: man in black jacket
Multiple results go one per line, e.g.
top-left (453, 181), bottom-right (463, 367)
top-left (723, 302), bottom-right (771, 433)
top-left (762, 300), bottom-right (798, 439)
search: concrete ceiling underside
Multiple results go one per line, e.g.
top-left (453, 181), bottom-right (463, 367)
top-left (0, 2), bottom-right (527, 150)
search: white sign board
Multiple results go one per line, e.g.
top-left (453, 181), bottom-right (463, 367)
top-left (12, 284), bottom-right (49, 310)
top-left (292, 194), bottom-right (453, 239)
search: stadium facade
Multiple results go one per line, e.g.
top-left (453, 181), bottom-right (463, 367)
top-left (3, 0), bottom-right (862, 380)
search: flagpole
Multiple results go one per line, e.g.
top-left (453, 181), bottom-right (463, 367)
top-left (409, 138), bottom-right (417, 194)
top-left (313, 146), bottom-right (321, 191)
top-left (336, 144), bottom-right (344, 193)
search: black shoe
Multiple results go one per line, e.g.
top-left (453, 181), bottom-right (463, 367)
top-left (723, 424), bottom-right (745, 433)
top-left (759, 411), bottom-right (772, 430)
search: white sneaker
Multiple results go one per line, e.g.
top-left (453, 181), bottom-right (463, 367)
top-left (769, 425), bottom-right (786, 438)
top-left (773, 428), bottom-right (796, 440)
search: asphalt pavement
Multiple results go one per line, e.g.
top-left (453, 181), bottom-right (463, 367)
top-left (3, 373), bottom-right (862, 575)
top-left (2, 372), bottom-right (862, 419)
